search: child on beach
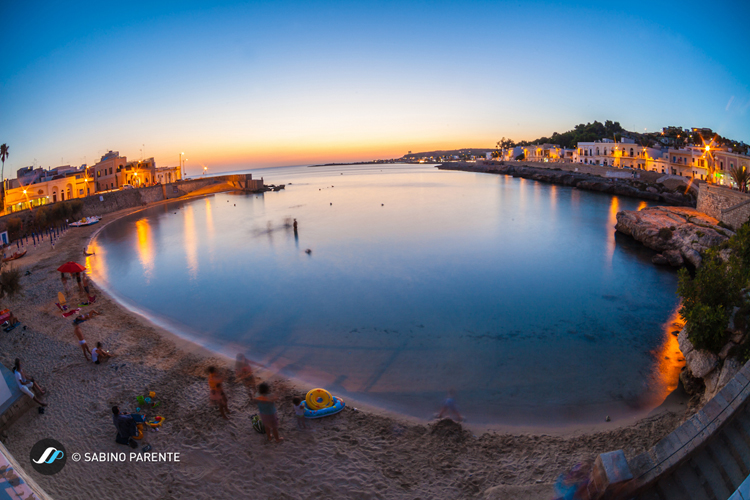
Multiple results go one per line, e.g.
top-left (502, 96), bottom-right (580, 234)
top-left (91, 342), bottom-right (113, 364)
top-left (207, 366), bottom-right (229, 419)
top-left (235, 353), bottom-right (256, 398)
top-left (73, 324), bottom-right (92, 361)
top-left (292, 397), bottom-right (307, 430)
top-left (255, 382), bottom-right (283, 442)
top-left (436, 389), bottom-right (464, 422)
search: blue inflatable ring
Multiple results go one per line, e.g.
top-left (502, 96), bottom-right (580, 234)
top-left (303, 396), bottom-right (345, 418)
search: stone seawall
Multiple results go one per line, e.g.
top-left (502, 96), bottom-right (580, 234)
top-left (439, 162), bottom-right (696, 206)
top-left (697, 183), bottom-right (750, 230)
top-left (0, 174), bottom-right (264, 237)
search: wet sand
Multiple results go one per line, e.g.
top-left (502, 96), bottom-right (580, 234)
top-left (0, 199), bottom-right (689, 499)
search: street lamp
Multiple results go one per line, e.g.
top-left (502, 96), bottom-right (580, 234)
top-left (203, 166), bottom-right (207, 175)
top-left (180, 152), bottom-right (185, 178)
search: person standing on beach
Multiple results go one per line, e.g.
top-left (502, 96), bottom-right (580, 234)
top-left (60, 272), bottom-right (68, 290)
top-left (436, 389), bottom-right (464, 422)
top-left (73, 324), bottom-right (92, 361)
top-left (207, 366), bottom-right (229, 419)
top-left (292, 397), bottom-right (307, 430)
top-left (255, 382), bottom-right (283, 442)
top-left (235, 354), bottom-right (256, 399)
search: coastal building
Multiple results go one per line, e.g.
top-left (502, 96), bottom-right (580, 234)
top-left (521, 144), bottom-right (565, 162)
top-left (2, 165), bottom-right (93, 213)
top-left (92, 151), bottom-right (157, 191)
top-left (574, 140), bottom-right (670, 171)
top-left (93, 151), bottom-right (127, 192)
top-left (154, 166), bottom-right (182, 184)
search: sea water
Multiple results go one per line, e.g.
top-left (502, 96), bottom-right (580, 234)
top-left (90, 163), bottom-right (683, 426)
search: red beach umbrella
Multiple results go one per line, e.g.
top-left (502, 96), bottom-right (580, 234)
top-left (57, 262), bottom-right (86, 273)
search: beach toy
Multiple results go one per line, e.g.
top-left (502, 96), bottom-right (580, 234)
top-left (147, 416), bottom-right (165, 428)
top-left (136, 407), bottom-right (141, 412)
top-left (152, 401), bottom-right (161, 408)
top-left (144, 397), bottom-right (152, 403)
top-left (306, 388), bottom-right (333, 410)
top-left (136, 395), bottom-right (146, 405)
top-left (149, 391), bottom-right (155, 398)
top-left (303, 396), bottom-right (345, 419)
top-left (251, 414), bottom-right (265, 434)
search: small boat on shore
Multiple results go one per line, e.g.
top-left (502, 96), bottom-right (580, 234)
top-left (3, 249), bottom-right (27, 262)
top-left (70, 216), bottom-right (101, 227)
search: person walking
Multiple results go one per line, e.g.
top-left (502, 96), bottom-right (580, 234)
top-left (207, 366), bottom-right (229, 419)
top-left (255, 382), bottom-right (283, 442)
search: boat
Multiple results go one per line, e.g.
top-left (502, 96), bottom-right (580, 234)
top-left (70, 216), bottom-right (101, 227)
top-left (2, 249), bottom-right (27, 262)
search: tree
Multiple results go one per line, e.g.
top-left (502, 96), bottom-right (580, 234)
top-left (0, 143), bottom-right (8, 209)
top-left (0, 266), bottom-right (21, 302)
top-left (678, 247), bottom-right (742, 353)
top-left (730, 165), bottom-right (750, 192)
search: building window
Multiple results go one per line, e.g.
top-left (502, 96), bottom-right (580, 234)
top-left (109, 167), bottom-right (113, 175)
top-left (630, 148), bottom-right (634, 157)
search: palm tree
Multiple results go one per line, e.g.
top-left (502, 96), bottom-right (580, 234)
top-left (0, 144), bottom-right (8, 208)
top-left (730, 165), bottom-right (750, 193)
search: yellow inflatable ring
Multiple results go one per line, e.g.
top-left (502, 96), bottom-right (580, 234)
top-left (306, 388), bottom-right (333, 410)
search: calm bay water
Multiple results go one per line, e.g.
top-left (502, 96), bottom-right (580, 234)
top-left (89, 164), bottom-right (683, 426)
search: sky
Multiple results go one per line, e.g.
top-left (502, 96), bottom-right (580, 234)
top-left (1, 0), bottom-right (749, 177)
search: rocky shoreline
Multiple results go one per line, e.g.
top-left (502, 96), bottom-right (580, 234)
top-left (615, 206), bottom-right (733, 268)
top-left (438, 161), bottom-right (696, 207)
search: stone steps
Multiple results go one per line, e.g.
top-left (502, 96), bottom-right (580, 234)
top-left (638, 406), bottom-right (750, 499)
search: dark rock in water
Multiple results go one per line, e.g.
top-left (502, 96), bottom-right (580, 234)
top-left (660, 192), bottom-right (692, 206)
top-left (663, 250), bottom-right (684, 267)
top-left (652, 254), bottom-right (669, 265)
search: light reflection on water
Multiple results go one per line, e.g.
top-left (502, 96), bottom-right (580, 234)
top-left (90, 164), bottom-right (682, 426)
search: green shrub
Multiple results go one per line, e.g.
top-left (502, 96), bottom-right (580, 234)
top-left (678, 249), bottom-right (741, 353)
top-left (515, 153), bottom-right (525, 161)
top-left (0, 266), bottom-right (22, 300)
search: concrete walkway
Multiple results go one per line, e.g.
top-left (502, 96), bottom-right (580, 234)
top-left (638, 399), bottom-right (750, 499)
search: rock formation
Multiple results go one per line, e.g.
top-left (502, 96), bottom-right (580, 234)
top-left (615, 206), bottom-right (733, 267)
top-left (678, 309), bottom-right (745, 403)
top-left (437, 163), bottom-right (697, 206)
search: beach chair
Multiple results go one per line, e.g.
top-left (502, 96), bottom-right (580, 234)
top-left (56, 291), bottom-right (69, 311)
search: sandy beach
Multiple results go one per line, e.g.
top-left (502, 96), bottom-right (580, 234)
top-left (0, 198), bottom-right (691, 499)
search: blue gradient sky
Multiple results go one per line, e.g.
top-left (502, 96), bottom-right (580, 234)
top-left (1, 1), bottom-right (748, 176)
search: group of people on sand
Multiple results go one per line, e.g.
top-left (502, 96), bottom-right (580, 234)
top-left (73, 316), bottom-right (112, 363)
top-left (60, 271), bottom-right (94, 301)
top-left (207, 354), bottom-right (313, 443)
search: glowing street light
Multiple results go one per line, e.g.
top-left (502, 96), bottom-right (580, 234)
top-left (203, 166), bottom-right (207, 175)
